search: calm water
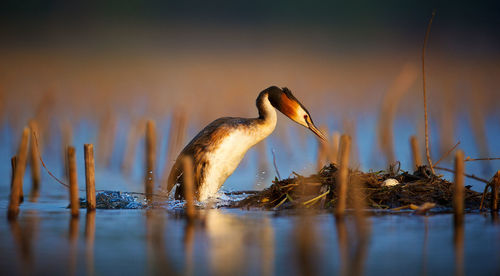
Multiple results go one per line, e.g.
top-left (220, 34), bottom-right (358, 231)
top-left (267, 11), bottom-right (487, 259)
top-left (1, 198), bottom-right (500, 275)
top-left (1, 114), bottom-right (500, 275)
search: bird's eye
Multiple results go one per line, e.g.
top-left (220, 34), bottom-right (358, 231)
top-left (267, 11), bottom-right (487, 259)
top-left (304, 115), bottom-right (308, 120)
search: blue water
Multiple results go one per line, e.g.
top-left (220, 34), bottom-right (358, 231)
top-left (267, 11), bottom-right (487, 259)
top-left (1, 201), bottom-right (499, 275)
top-left (1, 114), bottom-right (500, 275)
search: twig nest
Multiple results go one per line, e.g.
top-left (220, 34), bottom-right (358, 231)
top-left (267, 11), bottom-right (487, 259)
top-left (382, 178), bottom-right (400, 187)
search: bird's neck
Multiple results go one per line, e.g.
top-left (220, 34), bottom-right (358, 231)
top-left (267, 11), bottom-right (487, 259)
top-left (255, 93), bottom-right (277, 137)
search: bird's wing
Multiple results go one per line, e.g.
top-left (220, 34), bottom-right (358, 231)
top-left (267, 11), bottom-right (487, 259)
top-left (166, 117), bottom-right (251, 199)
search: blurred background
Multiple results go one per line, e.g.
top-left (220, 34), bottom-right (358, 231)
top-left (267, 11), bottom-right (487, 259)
top-left (2, 2), bottom-right (500, 276)
top-left (0, 0), bottom-right (499, 194)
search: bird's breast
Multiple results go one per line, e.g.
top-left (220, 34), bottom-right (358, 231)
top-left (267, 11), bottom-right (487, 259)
top-left (198, 124), bottom-right (274, 200)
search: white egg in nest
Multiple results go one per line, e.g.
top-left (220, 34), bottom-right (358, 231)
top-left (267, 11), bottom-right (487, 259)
top-left (382, 178), bottom-right (400, 187)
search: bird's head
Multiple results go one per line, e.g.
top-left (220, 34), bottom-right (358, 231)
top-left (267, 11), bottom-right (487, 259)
top-left (265, 86), bottom-right (327, 141)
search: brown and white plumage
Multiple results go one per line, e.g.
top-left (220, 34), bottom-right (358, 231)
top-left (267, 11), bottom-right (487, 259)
top-left (167, 86), bottom-right (326, 201)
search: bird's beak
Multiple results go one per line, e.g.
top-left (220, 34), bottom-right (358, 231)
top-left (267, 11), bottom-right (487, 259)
top-left (307, 121), bottom-right (328, 141)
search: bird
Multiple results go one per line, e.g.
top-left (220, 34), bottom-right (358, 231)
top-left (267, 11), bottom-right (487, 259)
top-left (167, 86), bottom-right (327, 201)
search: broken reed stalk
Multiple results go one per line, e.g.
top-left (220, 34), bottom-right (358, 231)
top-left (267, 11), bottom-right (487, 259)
top-left (8, 127), bottom-right (30, 220)
top-left (410, 136), bottom-right (422, 170)
top-left (182, 156), bottom-right (196, 220)
top-left (335, 134), bottom-right (351, 218)
top-left (342, 119), bottom-right (359, 166)
top-left (316, 126), bottom-right (329, 170)
top-left (491, 171), bottom-right (500, 211)
top-left (10, 156), bottom-right (17, 187)
top-left (10, 156), bottom-right (21, 202)
top-left (61, 121), bottom-right (73, 181)
top-left (84, 144), bottom-right (96, 210)
top-left (67, 146), bottom-right (79, 217)
top-left (336, 134), bottom-right (345, 165)
top-left (422, 10), bottom-right (436, 175)
top-left (145, 120), bottom-right (157, 202)
top-left (28, 120), bottom-right (41, 201)
top-left (453, 150), bottom-right (465, 226)
top-left (329, 131), bottom-right (340, 164)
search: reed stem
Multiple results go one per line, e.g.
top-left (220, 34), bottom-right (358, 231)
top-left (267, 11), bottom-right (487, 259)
top-left (67, 146), bottom-right (79, 217)
top-left (28, 120), bottom-right (41, 201)
top-left (10, 156), bottom-right (17, 194)
top-left (422, 10), bottom-right (436, 174)
top-left (84, 144), bottom-right (96, 210)
top-left (61, 121), bottom-right (73, 181)
top-left (145, 120), bottom-right (157, 202)
top-left (410, 135), bottom-right (422, 170)
top-left (182, 156), bottom-right (196, 220)
top-left (335, 134), bottom-right (351, 218)
top-left (7, 127), bottom-right (30, 220)
top-left (316, 126), bottom-right (329, 170)
top-left (453, 150), bottom-right (465, 226)
top-left (330, 132), bottom-right (340, 164)
top-left (491, 171), bottom-right (499, 211)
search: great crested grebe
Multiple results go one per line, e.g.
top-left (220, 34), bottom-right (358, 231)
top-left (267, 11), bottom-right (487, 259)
top-left (167, 86), bottom-right (327, 201)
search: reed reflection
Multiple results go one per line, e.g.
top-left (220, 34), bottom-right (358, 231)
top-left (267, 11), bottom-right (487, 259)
top-left (68, 216), bottom-right (79, 276)
top-left (335, 216), bottom-right (370, 276)
top-left (350, 227), bottom-right (369, 276)
top-left (454, 223), bottom-right (465, 276)
top-left (421, 217), bottom-right (429, 276)
top-left (85, 211), bottom-right (95, 276)
top-left (146, 209), bottom-right (171, 276)
top-left (294, 211), bottom-right (318, 276)
top-left (183, 220), bottom-right (195, 276)
top-left (335, 217), bottom-right (349, 276)
top-left (8, 211), bottom-right (39, 275)
top-left (259, 217), bottom-right (275, 276)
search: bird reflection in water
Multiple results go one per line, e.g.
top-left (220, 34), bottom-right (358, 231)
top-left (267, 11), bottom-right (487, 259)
top-left (203, 210), bottom-right (275, 276)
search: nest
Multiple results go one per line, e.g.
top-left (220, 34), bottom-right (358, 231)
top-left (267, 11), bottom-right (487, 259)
top-left (236, 164), bottom-right (484, 211)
